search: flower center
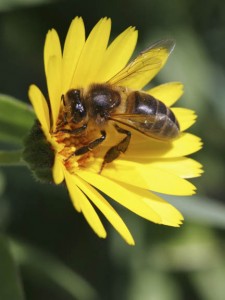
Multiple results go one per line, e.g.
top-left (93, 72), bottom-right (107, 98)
top-left (53, 117), bottom-right (100, 174)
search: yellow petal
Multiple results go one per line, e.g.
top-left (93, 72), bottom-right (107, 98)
top-left (44, 29), bottom-right (61, 74)
top-left (102, 160), bottom-right (196, 195)
top-left (79, 193), bottom-right (107, 238)
top-left (99, 159), bottom-right (153, 190)
top-left (64, 171), bottom-right (107, 237)
top-left (64, 170), bottom-right (81, 212)
top-left (72, 18), bottom-right (111, 88)
top-left (52, 154), bottom-right (65, 184)
top-left (62, 17), bottom-right (85, 92)
top-left (78, 195), bottom-right (107, 238)
top-left (123, 184), bottom-right (183, 226)
top-left (78, 171), bottom-right (183, 227)
top-left (136, 164), bottom-right (196, 195)
top-left (167, 133), bottom-right (203, 157)
top-left (146, 82), bottom-right (184, 106)
top-left (97, 26), bottom-right (138, 82)
top-left (126, 132), bottom-right (202, 159)
top-left (75, 175), bottom-right (135, 245)
top-left (28, 84), bottom-right (50, 140)
top-left (143, 193), bottom-right (184, 227)
top-left (172, 107), bottom-right (197, 131)
top-left (77, 170), bottom-right (161, 224)
top-left (145, 157), bottom-right (203, 179)
top-left (44, 29), bottom-right (62, 130)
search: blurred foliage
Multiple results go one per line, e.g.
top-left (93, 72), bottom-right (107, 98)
top-left (0, 0), bottom-right (225, 299)
top-left (10, 239), bottom-right (98, 300)
top-left (0, 0), bottom-right (53, 11)
top-left (0, 94), bottom-right (34, 146)
top-left (0, 234), bottom-right (25, 300)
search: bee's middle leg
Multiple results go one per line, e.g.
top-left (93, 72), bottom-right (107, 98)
top-left (99, 124), bottom-right (131, 173)
top-left (74, 130), bottom-right (106, 156)
top-left (65, 130), bottom-right (106, 162)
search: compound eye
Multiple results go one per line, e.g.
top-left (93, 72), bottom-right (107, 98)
top-left (65, 89), bottom-right (87, 123)
top-left (67, 89), bottom-right (80, 99)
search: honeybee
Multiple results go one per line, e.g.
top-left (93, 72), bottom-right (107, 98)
top-left (58, 39), bottom-right (180, 172)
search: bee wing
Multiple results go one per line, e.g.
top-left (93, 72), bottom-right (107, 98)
top-left (108, 39), bottom-right (175, 89)
top-left (111, 113), bottom-right (156, 123)
top-left (110, 113), bottom-right (157, 135)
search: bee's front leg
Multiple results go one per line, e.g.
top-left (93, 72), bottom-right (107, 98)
top-left (57, 124), bottom-right (87, 135)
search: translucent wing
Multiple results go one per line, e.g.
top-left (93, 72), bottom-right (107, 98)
top-left (111, 113), bottom-right (156, 122)
top-left (108, 39), bottom-right (175, 90)
top-left (109, 113), bottom-right (157, 136)
top-left (110, 113), bottom-right (177, 140)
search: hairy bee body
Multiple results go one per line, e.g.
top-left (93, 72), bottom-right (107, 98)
top-left (62, 83), bottom-right (180, 140)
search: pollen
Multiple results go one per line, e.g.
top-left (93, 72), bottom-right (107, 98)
top-left (53, 117), bottom-right (97, 174)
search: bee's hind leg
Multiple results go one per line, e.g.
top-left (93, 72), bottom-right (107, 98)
top-left (99, 124), bottom-right (131, 174)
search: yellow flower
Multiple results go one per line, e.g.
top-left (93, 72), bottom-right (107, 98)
top-left (26, 17), bottom-right (202, 245)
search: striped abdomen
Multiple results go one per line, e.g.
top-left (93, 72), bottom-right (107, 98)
top-left (126, 91), bottom-right (180, 140)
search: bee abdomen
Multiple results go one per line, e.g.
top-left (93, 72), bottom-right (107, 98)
top-left (126, 91), bottom-right (180, 140)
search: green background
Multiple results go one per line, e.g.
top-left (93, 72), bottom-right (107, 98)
top-left (1, 0), bottom-right (225, 299)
